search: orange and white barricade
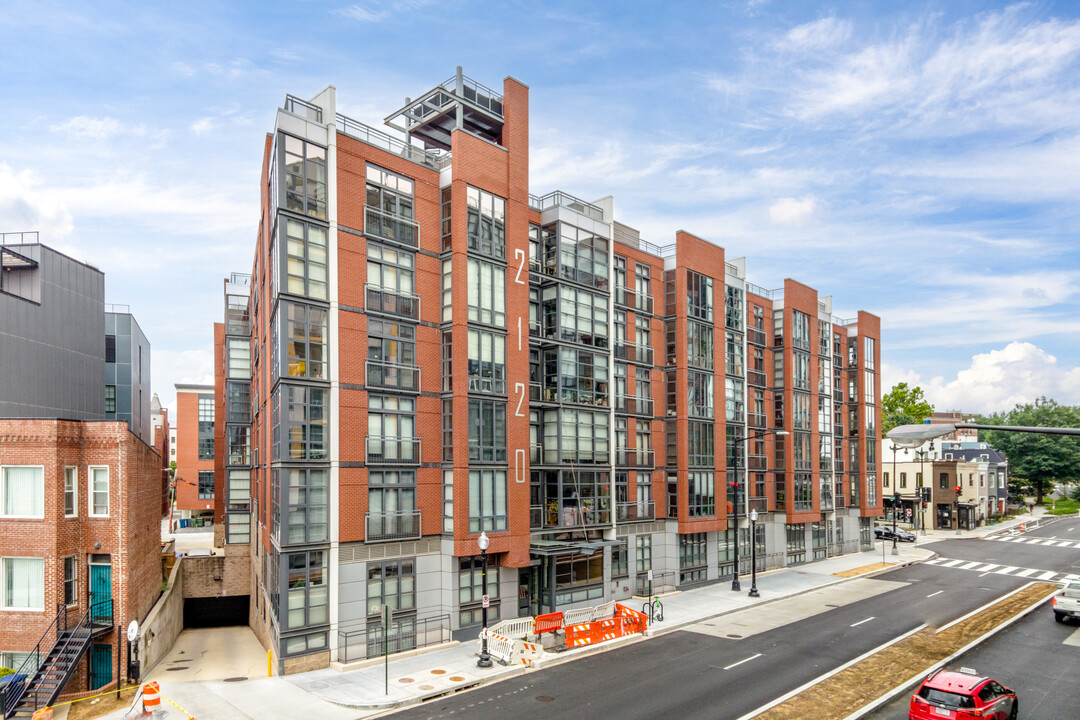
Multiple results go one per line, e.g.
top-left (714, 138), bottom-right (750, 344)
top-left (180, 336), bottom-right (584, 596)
top-left (31, 708), bottom-right (53, 720)
top-left (142, 681), bottom-right (161, 716)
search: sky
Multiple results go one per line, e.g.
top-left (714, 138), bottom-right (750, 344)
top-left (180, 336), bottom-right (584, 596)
top-left (2, 0), bottom-right (1079, 418)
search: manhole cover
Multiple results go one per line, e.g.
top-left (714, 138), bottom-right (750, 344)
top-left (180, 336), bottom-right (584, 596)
top-left (223, 677), bottom-right (248, 683)
top-left (418, 684), bottom-right (435, 690)
top-left (431, 669), bottom-right (447, 675)
top-left (726, 634), bottom-right (743, 639)
top-left (536, 695), bottom-right (555, 702)
top-left (449, 676), bottom-right (466, 682)
top-left (399, 678), bottom-right (414, 684)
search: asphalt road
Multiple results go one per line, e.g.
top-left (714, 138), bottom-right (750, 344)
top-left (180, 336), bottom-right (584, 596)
top-left (392, 517), bottom-right (1080, 720)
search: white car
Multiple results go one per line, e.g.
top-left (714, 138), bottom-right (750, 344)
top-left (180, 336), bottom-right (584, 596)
top-left (1051, 581), bottom-right (1080, 623)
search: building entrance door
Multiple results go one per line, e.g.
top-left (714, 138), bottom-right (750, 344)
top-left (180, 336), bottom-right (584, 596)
top-left (90, 644), bottom-right (112, 689)
top-left (89, 557), bottom-right (112, 623)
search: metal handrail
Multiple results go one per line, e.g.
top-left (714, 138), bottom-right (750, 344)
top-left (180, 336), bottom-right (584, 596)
top-left (0, 231), bottom-right (39, 246)
top-left (284, 95), bottom-right (323, 123)
top-left (336, 113), bottom-right (442, 167)
top-left (365, 436), bottom-right (421, 465)
top-left (365, 206), bottom-right (419, 248)
top-left (531, 191), bottom-right (604, 221)
top-left (365, 510), bottom-right (422, 542)
top-left (364, 283), bottom-right (420, 320)
top-left (366, 359), bottom-right (420, 392)
top-left (746, 282), bottom-right (772, 298)
top-left (616, 502), bottom-right (656, 522)
top-left (338, 613), bottom-right (451, 663)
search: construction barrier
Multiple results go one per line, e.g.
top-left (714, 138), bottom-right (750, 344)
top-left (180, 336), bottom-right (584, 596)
top-left (511, 639), bottom-right (543, 666)
top-left (487, 616), bottom-right (534, 640)
top-left (565, 623), bottom-right (595, 647)
top-left (31, 708), bottom-right (53, 720)
top-left (480, 602), bottom-right (650, 662)
top-left (533, 611), bottom-right (564, 635)
top-left (142, 681), bottom-right (161, 716)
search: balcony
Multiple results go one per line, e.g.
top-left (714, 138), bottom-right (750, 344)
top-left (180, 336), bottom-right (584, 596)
top-left (748, 496), bottom-right (769, 514)
top-left (532, 501), bottom-right (611, 529)
top-left (365, 284), bottom-right (419, 320)
top-left (748, 370), bottom-right (767, 387)
top-left (366, 360), bottom-right (420, 393)
top-left (747, 453), bottom-right (768, 471)
top-left (365, 206), bottom-right (418, 248)
top-left (365, 510), bottom-right (421, 542)
top-left (747, 412), bottom-right (767, 428)
top-left (615, 396), bottom-right (654, 416)
top-left (615, 448), bottom-right (655, 468)
top-left (614, 287), bottom-right (654, 315)
top-left (616, 502), bottom-right (656, 523)
top-left (834, 494), bottom-right (846, 508)
top-left (747, 328), bottom-right (767, 346)
top-left (530, 190), bottom-right (604, 222)
top-left (614, 341), bottom-right (654, 366)
top-left (530, 443), bottom-right (543, 464)
top-left (366, 436), bottom-right (421, 465)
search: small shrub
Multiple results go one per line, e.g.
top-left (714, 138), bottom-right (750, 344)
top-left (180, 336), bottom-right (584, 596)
top-left (0, 667), bottom-right (14, 678)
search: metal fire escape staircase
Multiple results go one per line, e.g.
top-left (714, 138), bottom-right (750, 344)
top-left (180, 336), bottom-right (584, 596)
top-left (2, 600), bottom-right (114, 719)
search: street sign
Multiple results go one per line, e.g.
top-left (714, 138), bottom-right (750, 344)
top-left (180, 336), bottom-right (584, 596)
top-left (482, 594), bottom-right (490, 608)
top-left (647, 570), bottom-right (653, 581)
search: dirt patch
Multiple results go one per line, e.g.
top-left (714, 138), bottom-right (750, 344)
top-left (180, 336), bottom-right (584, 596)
top-left (755, 583), bottom-right (1056, 719)
top-left (833, 563), bottom-right (892, 578)
top-left (63, 684), bottom-right (140, 720)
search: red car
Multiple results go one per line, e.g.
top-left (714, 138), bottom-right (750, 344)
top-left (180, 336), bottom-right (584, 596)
top-left (909, 668), bottom-right (1018, 719)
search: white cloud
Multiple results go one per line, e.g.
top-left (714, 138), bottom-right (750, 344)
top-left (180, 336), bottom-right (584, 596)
top-left (153, 347), bottom-right (215, 419)
top-left (885, 342), bottom-right (1080, 414)
top-left (50, 116), bottom-right (122, 141)
top-left (190, 117), bottom-right (218, 135)
top-left (776, 17), bottom-right (852, 51)
top-left (768, 195), bottom-right (818, 226)
top-left (335, 0), bottom-right (436, 23)
top-left (0, 164), bottom-right (74, 238)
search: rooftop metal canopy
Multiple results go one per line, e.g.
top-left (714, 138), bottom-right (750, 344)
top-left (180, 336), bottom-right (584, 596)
top-left (1, 246), bottom-right (38, 271)
top-left (888, 422), bottom-right (1080, 447)
top-left (384, 66), bottom-right (504, 151)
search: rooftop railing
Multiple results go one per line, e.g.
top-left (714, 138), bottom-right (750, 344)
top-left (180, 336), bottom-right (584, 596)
top-left (0, 231), bottom-right (39, 246)
top-left (284, 95), bottom-right (323, 123)
top-left (746, 282), bottom-right (773, 298)
top-left (529, 191), bottom-right (605, 222)
top-left (336, 113), bottom-right (444, 168)
top-left (441, 73), bottom-right (504, 116)
top-left (105, 303), bottom-right (130, 314)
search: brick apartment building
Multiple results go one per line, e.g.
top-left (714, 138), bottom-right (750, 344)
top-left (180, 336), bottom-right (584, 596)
top-left (219, 70), bottom-right (882, 673)
top-left (172, 384), bottom-right (216, 522)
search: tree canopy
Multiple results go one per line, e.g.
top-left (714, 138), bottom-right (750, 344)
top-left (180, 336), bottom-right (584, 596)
top-left (976, 397), bottom-right (1080, 504)
top-left (882, 382), bottom-right (934, 434)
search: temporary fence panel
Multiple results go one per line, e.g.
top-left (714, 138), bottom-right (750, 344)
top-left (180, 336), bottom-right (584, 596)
top-left (533, 612), bottom-right (564, 635)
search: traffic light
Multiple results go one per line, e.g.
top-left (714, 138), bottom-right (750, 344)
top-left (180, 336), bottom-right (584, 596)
top-left (920, 486), bottom-right (932, 503)
top-left (955, 485), bottom-right (962, 497)
top-left (893, 492), bottom-right (901, 507)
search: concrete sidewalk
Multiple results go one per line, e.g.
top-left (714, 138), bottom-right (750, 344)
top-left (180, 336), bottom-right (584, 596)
top-left (93, 509), bottom-right (1051, 720)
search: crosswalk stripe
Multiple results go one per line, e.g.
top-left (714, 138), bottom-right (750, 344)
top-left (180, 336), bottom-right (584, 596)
top-left (1014, 569), bottom-right (1039, 577)
top-left (975, 564), bottom-right (999, 572)
top-left (1025, 539), bottom-right (1045, 544)
top-left (995, 566), bottom-right (1020, 575)
top-left (959, 561), bottom-right (982, 570)
top-left (1037, 571), bottom-right (1058, 581)
top-left (925, 558), bottom-right (944, 565)
top-left (942, 559), bottom-right (965, 567)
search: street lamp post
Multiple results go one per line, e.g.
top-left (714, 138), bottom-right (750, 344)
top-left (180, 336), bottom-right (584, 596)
top-left (748, 509), bottom-right (760, 598)
top-left (732, 429), bottom-right (788, 592)
top-left (891, 491), bottom-right (900, 556)
top-left (476, 531), bottom-right (492, 668)
top-left (916, 448), bottom-right (928, 535)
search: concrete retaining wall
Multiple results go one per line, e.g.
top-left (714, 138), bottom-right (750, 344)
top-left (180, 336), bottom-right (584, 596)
top-left (138, 556), bottom-right (185, 675)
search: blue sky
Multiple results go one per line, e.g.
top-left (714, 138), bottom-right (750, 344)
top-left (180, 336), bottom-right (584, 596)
top-left (3, 0), bottom-right (1079, 417)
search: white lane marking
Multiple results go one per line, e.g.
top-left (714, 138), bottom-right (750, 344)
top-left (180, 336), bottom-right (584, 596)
top-left (926, 590), bottom-right (944, 598)
top-left (959, 561), bottom-right (982, 570)
top-left (942, 559), bottom-right (965, 568)
top-left (850, 617), bottom-right (876, 627)
top-left (1014, 569), bottom-right (1038, 578)
top-left (975, 564), bottom-right (999, 572)
top-left (723, 653), bottom-right (762, 670)
top-left (1037, 571), bottom-right (1058, 581)
top-left (1026, 539), bottom-right (1044, 544)
top-left (979, 573), bottom-right (993, 577)
top-left (925, 558), bottom-right (944, 565)
top-left (995, 566), bottom-right (1020, 575)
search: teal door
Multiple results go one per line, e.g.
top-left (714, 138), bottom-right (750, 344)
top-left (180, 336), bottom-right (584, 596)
top-left (90, 644), bottom-right (112, 689)
top-left (89, 562), bottom-right (112, 623)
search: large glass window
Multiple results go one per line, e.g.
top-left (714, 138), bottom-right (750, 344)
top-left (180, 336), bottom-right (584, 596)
top-left (274, 385), bottom-right (328, 461)
top-left (368, 470), bottom-right (416, 540)
top-left (688, 370), bottom-right (713, 419)
top-left (198, 471), bottom-right (214, 500)
top-left (688, 471), bottom-right (715, 516)
top-left (64, 467), bottom-right (77, 517)
top-left (227, 338), bottom-right (251, 379)
top-left (280, 217), bottom-right (328, 301)
top-left (687, 321), bottom-right (713, 370)
top-left (286, 550), bottom-right (328, 630)
top-left (282, 468), bottom-right (328, 544)
top-left (365, 164), bottom-right (415, 247)
top-left (469, 469), bottom-right (507, 532)
top-left (1, 466), bottom-right (44, 518)
top-left (726, 330), bottom-right (744, 376)
top-left (687, 421), bottom-right (714, 467)
top-left (687, 271), bottom-right (713, 321)
top-left (468, 399), bottom-right (507, 463)
top-left (367, 395), bottom-right (416, 463)
top-left (541, 285), bottom-right (608, 348)
top-left (459, 557), bottom-right (500, 627)
top-left (226, 382), bottom-right (251, 424)
top-left (468, 329), bottom-right (506, 395)
top-left (467, 258), bottom-right (506, 328)
top-left (679, 533), bottom-right (709, 583)
top-left (90, 467), bottom-right (109, 516)
top-left (726, 378), bottom-right (745, 423)
top-left (544, 222), bottom-right (609, 290)
top-left (466, 186), bottom-right (506, 260)
top-left (368, 318), bottom-right (417, 391)
top-left (281, 303), bottom-right (327, 380)
top-left (2, 557), bottom-right (44, 610)
top-left (542, 408), bottom-right (609, 464)
top-left (281, 134), bottom-right (327, 219)
top-left (227, 426), bottom-right (250, 466)
top-left (725, 285), bottom-right (743, 331)
top-left (555, 552), bottom-right (604, 604)
top-left (542, 347), bottom-right (608, 406)
top-left (636, 535), bottom-right (652, 573)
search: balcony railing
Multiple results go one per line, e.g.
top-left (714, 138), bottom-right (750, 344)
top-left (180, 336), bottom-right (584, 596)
top-left (615, 396), bottom-right (654, 416)
top-left (747, 453), bottom-right (768, 470)
top-left (530, 191), bottom-right (605, 221)
top-left (366, 436), bottom-right (421, 465)
top-left (365, 206), bottom-right (419, 248)
top-left (748, 496), bottom-right (769, 513)
top-left (614, 287), bottom-right (654, 315)
top-left (365, 284), bottom-right (419, 320)
top-left (615, 448), bottom-right (655, 468)
top-left (748, 370), bottom-right (767, 387)
top-left (747, 412), bottom-right (767, 428)
top-left (337, 113), bottom-right (443, 168)
top-left (614, 341), bottom-right (654, 366)
top-left (365, 510), bottom-right (421, 542)
top-left (616, 502), bottom-right (655, 523)
top-left (366, 360), bottom-right (420, 392)
top-left (834, 494), bottom-right (846, 508)
top-left (532, 502), bottom-right (611, 528)
top-left (284, 94), bottom-right (323, 123)
top-left (747, 328), bottom-right (767, 346)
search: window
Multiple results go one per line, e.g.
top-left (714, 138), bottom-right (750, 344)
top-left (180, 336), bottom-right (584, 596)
top-left (555, 552), bottom-right (604, 604)
top-left (282, 468), bottom-right (328, 544)
top-left (281, 303), bottom-right (327, 380)
top-left (367, 395), bottom-right (415, 463)
top-left (900, 472), bottom-right (907, 489)
top-left (226, 338), bottom-right (251, 379)
top-left (198, 471), bottom-right (214, 500)
top-left (459, 556), bottom-right (500, 626)
top-left (687, 471), bottom-right (715, 517)
top-left (198, 394), bottom-right (215, 460)
top-left (105, 334), bottom-right (116, 363)
top-left (466, 186), bottom-right (506, 260)
top-left (687, 371), bottom-right (713, 419)
top-left (468, 399), bottom-right (507, 463)
top-left (725, 285), bottom-right (743, 331)
top-left (541, 285), bottom-right (608, 348)
top-left (443, 469), bottom-right (454, 533)
top-left (1, 468), bottom-right (42, 518)
top-left (686, 272), bottom-right (713, 321)
top-left (366, 165), bottom-right (416, 247)
top-left (542, 408), bottom-right (609, 464)
top-left (369, 318), bottom-right (417, 391)
top-left (726, 331), bottom-right (744, 376)
top-left (635, 264), bottom-right (651, 311)
top-left (105, 385), bottom-right (116, 414)
top-left (612, 540), bottom-right (629, 578)
top-left (636, 535), bottom-right (652, 573)
top-left (864, 337), bottom-right (875, 370)
top-left (286, 550), bottom-right (328, 630)
top-left (366, 558), bottom-right (414, 617)
top-left (543, 222), bottom-right (609, 289)
top-left (274, 385), bottom-right (328, 461)
top-left (368, 470), bottom-right (415, 540)
top-left (64, 467), bottom-right (77, 517)
top-left (469, 469), bottom-right (507, 533)
top-left (792, 310), bottom-right (810, 351)
top-left (2, 557), bottom-right (44, 610)
top-left (468, 329), bottom-right (506, 395)
top-left (687, 421), bottom-right (714, 467)
top-left (227, 469), bottom-right (251, 510)
top-left (467, 258), bottom-right (506, 327)
top-left (227, 426), bottom-right (250, 466)
top-left (542, 347), bottom-right (609, 406)
top-left (281, 134), bottom-right (327, 219)
top-left (63, 556), bottom-right (77, 606)
top-left (367, 242), bottom-right (416, 314)
top-left (785, 523), bottom-right (806, 564)
top-left (725, 378), bottom-right (744, 423)
top-left (679, 533), bottom-right (709, 583)
top-left (89, 467), bottom-right (108, 516)
top-left (279, 217), bottom-right (328, 300)
top-left (687, 321), bottom-right (713, 370)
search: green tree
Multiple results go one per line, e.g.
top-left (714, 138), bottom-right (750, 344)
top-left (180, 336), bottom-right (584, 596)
top-left (977, 397), bottom-right (1080, 505)
top-left (882, 382), bottom-right (934, 434)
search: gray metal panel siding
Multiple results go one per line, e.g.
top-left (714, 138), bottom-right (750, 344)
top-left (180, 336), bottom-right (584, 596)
top-left (105, 311), bottom-right (153, 444)
top-left (0, 245), bottom-right (104, 419)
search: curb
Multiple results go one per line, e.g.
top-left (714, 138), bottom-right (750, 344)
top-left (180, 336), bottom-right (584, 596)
top-left (841, 582), bottom-right (1056, 720)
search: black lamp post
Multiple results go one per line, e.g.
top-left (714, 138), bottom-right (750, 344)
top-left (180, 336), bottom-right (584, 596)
top-left (748, 508), bottom-right (760, 598)
top-left (891, 491), bottom-right (901, 555)
top-left (732, 429), bottom-right (788, 592)
top-left (476, 531), bottom-right (492, 668)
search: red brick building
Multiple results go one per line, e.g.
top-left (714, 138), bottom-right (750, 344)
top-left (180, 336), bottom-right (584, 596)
top-left (0, 420), bottom-right (161, 703)
top-left (222, 71), bottom-right (881, 673)
top-left (172, 384), bottom-right (216, 520)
